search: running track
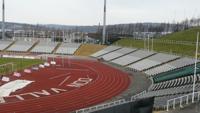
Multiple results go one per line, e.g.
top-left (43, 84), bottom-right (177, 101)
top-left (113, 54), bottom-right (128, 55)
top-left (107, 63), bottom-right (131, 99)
top-left (0, 57), bottom-right (130, 113)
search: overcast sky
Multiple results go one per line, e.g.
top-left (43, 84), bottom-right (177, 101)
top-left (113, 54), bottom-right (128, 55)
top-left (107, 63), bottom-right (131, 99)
top-left (2, 0), bottom-right (200, 25)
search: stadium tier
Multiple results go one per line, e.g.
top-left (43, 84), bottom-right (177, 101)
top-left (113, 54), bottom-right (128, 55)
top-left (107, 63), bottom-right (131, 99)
top-left (153, 63), bottom-right (200, 83)
top-left (55, 43), bottom-right (81, 55)
top-left (7, 41), bottom-right (36, 52)
top-left (127, 53), bottom-right (180, 71)
top-left (145, 57), bottom-right (196, 76)
top-left (91, 46), bottom-right (121, 57)
top-left (31, 41), bottom-right (58, 53)
top-left (0, 40), bottom-right (13, 51)
top-left (111, 50), bottom-right (155, 66)
top-left (99, 47), bottom-right (137, 61)
top-left (141, 82), bottom-right (200, 108)
top-left (151, 75), bottom-right (200, 90)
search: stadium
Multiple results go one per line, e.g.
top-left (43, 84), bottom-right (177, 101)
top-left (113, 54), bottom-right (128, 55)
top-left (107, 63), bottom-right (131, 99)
top-left (0, 0), bottom-right (200, 113)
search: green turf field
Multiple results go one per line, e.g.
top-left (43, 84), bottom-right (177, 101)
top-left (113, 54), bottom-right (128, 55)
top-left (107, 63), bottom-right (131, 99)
top-left (0, 58), bottom-right (43, 75)
top-left (113, 27), bottom-right (200, 57)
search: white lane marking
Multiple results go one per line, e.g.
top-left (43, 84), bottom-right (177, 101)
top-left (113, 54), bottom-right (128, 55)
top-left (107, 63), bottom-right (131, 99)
top-left (58, 76), bottom-right (71, 86)
top-left (49, 73), bottom-right (71, 80)
top-left (56, 68), bottom-right (89, 72)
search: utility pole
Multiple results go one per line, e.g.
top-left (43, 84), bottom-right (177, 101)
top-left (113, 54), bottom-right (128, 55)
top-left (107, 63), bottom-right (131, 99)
top-left (2, 0), bottom-right (5, 40)
top-left (102, 0), bottom-right (107, 45)
top-left (151, 38), bottom-right (154, 51)
top-left (62, 30), bottom-right (65, 42)
top-left (148, 34), bottom-right (150, 51)
top-left (192, 32), bottom-right (199, 103)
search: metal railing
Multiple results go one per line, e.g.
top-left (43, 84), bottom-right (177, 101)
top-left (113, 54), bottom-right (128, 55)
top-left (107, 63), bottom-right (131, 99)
top-left (166, 91), bottom-right (200, 111)
top-left (75, 91), bottom-right (146, 113)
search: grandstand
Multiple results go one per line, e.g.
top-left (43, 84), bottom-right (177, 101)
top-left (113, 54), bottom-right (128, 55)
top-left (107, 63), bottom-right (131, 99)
top-left (31, 41), bottom-right (58, 53)
top-left (7, 41), bottom-right (36, 52)
top-left (153, 63), bottom-right (200, 83)
top-left (111, 50), bottom-right (156, 66)
top-left (127, 53), bottom-right (180, 71)
top-left (91, 46), bottom-right (121, 57)
top-left (0, 40), bottom-right (13, 51)
top-left (145, 57), bottom-right (197, 76)
top-left (89, 43), bottom-right (200, 112)
top-left (55, 43), bottom-right (81, 55)
top-left (99, 47), bottom-right (137, 61)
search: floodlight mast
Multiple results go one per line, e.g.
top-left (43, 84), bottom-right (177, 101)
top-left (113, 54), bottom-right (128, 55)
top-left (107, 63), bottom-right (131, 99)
top-left (192, 32), bottom-right (199, 103)
top-left (102, 0), bottom-right (107, 45)
top-left (2, 0), bottom-right (5, 40)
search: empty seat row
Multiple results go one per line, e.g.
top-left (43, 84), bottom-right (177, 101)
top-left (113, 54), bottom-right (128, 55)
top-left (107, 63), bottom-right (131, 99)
top-left (0, 40), bottom-right (13, 51)
top-left (31, 41), bottom-right (58, 53)
top-left (7, 41), bottom-right (36, 52)
top-left (145, 58), bottom-right (197, 76)
top-left (55, 43), bottom-right (81, 55)
top-left (91, 46), bottom-right (121, 57)
top-left (153, 63), bottom-right (200, 83)
top-left (99, 48), bottom-right (137, 61)
top-left (111, 50), bottom-right (156, 66)
top-left (151, 75), bottom-right (200, 91)
top-left (140, 82), bottom-right (200, 99)
top-left (128, 53), bottom-right (180, 71)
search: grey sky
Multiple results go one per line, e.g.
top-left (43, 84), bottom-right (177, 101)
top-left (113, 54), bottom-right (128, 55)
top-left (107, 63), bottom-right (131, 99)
top-left (2, 0), bottom-right (200, 25)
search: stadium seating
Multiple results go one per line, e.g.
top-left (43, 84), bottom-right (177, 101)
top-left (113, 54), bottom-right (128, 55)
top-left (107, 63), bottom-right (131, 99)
top-left (31, 41), bottom-right (58, 53)
top-left (111, 50), bottom-right (155, 66)
top-left (145, 58), bottom-right (196, 76)
top-left (0, 40), bottom-right (13, 51)
top-left (91, 46), bottom-right (121, 57)
top-left (7, 41), bottom-right (36, 52)
top-left (150, 74), bottom-right (200, 90)
top-left (55, 43), bottom-right (81, 55)
top-left (139, 82), bottom-right (200, 108)
top-left (100, 47), bottom-right (137, 61)
top-left (153, 63), bottom-right (200, 83)
top-left (127, 53), bottom-right (180, 71)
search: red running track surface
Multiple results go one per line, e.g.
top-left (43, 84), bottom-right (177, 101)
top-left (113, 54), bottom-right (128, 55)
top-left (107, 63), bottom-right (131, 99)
top-left (0, 57), bottom-right (130, 113)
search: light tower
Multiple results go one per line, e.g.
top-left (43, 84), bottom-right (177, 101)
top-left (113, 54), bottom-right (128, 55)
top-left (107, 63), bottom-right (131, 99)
top-left (2, 0), bottom-right (5, 40)
top-left (102, 0), bottom-right (107, 45)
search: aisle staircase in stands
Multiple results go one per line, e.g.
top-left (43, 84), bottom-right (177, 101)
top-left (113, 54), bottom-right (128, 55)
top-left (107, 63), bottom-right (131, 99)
top-left (52, 42), bottom-right (62, 54)
top-left (3, 41), bottom-right (16, 51)
top-left (27, 41), bottom-right (40, 52)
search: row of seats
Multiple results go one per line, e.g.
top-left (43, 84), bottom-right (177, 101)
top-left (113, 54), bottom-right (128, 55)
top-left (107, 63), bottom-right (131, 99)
top-left (153, 63), bottom-right (200, 83)
top-left (111, 50), bottom-right (155, 66)
top-left (145, 58), bottom-right (196, 76)
top-left (99, 47), bottom-right (137, 61)
top-left (0, 40), bottom-right (13, 51)
top-left (56, 43), bottom-right (81, 55)
top-left (7, 41), bottom-right (36, 52)
top-left (127, 53), bottom-right (180, 71)
top-left (31, 41), bottom-right (58, 53)
top-left (0, 40), bottom-right (81, 54)
top-left (151, 75), bottom-right (200, 91)
top-left (142, 83), bottom-right (200, 108)
top-left (91, 46), bottom-right (121, 57)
